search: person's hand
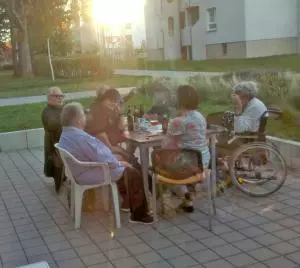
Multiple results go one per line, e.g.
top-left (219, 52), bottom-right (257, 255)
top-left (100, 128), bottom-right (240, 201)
top-left (111, 146), bottom-right (130, 159)
top-left (119, 161), bottom-right (133, 169)
top-left (231, 94), bottom-right (242, 113)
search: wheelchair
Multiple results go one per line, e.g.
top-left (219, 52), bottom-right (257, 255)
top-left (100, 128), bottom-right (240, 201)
top-left (207, 108), bottom-right (287, 197)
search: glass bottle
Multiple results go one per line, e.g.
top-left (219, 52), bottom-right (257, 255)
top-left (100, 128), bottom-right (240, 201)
top-left (127, 106), bottom-right (134, 131)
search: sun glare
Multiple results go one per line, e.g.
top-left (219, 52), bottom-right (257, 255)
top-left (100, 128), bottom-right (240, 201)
top-left (92, 0), bottom-right (145, 26)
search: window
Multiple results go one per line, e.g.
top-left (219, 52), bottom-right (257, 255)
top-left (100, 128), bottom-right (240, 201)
top-left (222, 43), bottom-right (228, 55)
top-left (187, 6), bottom-right (199, 26)
top-left (207, 7), bottom-right (217, 31)
top-left (168, 16), bottom-right (174, 35)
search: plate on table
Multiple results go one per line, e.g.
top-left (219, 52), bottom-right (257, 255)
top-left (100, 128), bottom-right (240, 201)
top-left (147, 124), bottom-right (162, 134)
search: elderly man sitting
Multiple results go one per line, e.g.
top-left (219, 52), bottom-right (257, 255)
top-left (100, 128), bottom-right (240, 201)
top-left (59, 102), bottom-right (154, 225)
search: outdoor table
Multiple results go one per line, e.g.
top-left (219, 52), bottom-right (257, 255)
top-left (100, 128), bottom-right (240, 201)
top-left (124, 124), bottom-right (227, 212)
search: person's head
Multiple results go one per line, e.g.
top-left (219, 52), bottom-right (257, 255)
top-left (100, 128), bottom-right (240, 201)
top-left (96, 84), bottom-right (110, 99)
top-left (61, 102), bottom-right (86, 129)
top-left (232, 81), bottom-right (259, 108)
top-left (176, 85), bottom-right (200, 111)
top-left (47, 87), bottom-right (64, 107)
top-left (96, 87), bottom-right (122, 110)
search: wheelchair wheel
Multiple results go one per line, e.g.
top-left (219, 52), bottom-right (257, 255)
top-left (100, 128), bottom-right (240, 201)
top-left (229, 142), bottom-right (287, 197)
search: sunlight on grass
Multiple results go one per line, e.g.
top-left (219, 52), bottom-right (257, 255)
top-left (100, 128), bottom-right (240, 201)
top-left (0, 71), bottom-right (151, 98)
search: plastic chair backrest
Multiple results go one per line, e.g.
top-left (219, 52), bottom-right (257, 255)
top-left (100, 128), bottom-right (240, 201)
top-left (151, 148), bottom-right (203, 180)
top-left (54, 143), bottom-right (112, 185)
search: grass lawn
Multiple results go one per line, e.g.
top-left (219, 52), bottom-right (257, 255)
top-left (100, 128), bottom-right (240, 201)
top-left (0, 93), bottom-right (299, 142)
top-left (0, 70), bottom-right (151, 98)
top-left (114, 54), bottom-right (300, 72)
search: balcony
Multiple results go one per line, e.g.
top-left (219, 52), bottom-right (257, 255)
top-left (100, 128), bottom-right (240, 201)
top-left (182, 0), bottom-right (200, 8)
top-left (181, 27), bottom-right (192, 46)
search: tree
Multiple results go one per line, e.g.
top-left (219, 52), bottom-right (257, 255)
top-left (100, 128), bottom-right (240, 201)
top-left (27, 0), bottom-right (72, 56)
top-left (2, 0), bottom-right (33, 77)
top-left (0, 2), bottom-right (10, 42)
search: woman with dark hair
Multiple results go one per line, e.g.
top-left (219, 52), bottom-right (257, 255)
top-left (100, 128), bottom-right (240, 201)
top-left (85, 86), bottom-right (138, 211)
top-left (85, 86), bottom-right (126, 151)
top-left (162, 85), bottom-right (210, 213)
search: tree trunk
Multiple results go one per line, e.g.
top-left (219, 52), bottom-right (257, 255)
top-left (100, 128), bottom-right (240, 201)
top-left (10, 27), bottom-right (21, 76)
top-left (18, 0), bottom-right (33, 77)
top-left (7, 0), bottom-right (33, 77)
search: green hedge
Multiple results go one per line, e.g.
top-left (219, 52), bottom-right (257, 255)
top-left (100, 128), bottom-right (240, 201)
top-left (33, 55), bottom-right (113, 79)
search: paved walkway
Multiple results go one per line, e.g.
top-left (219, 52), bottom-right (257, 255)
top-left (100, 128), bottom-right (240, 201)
top-left (0, 87), bottom-right (135, 107)
top-left (114, 69), bottom-right (224, 78)
top-left (1, 148), bottom-right (300, 268)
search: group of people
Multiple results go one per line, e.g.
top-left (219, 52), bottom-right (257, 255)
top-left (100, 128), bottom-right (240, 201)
top-left (42, 80), bottom-right (267, 224)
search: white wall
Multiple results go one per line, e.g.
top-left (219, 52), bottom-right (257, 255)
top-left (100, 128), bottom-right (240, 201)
top-left (202, 0), bottom-right (246, 45)
top-left (188, 0), bottom-right (246, 60)
top-left (161, 0), bottom-right (182, 60)
top-left (145, 0), bottom-right (166, 51)
top-left (245, 0), bottom-right (298, 41)
top-left (144, 0), bottom-right (159, 50)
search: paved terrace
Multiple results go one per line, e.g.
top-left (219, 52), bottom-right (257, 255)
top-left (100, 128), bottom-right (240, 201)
top-left (0, 149), bottom-right (300, 268)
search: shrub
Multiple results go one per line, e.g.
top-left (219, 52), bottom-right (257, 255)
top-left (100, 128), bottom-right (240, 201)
top-left (2, 63), bottom-right (13, 70)
top-left (139, 72), bottom-right (299, 118)
top-left (33, 55), bottom-right (113, 79)
top-left (223, 69), bottom-right (282, 82)
top-left (188, 75), bottom-right (232, 105)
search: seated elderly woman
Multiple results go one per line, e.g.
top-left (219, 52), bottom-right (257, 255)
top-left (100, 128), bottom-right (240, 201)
top-left (217, 81), bottom-right (268, 179)
top-left (85, 86), bottom-right (144, 211)
top-left (161, 85), bottom-right (210, 213)
top-left (231, 81), bottom-right (267, 133)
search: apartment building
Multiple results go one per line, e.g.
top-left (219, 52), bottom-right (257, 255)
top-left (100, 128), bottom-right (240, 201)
top-left (144, 0), bottom-right (300, 60)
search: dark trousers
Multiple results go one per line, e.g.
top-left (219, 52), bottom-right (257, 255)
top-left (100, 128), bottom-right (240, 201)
top-left (117, 167), bottom-right (149, 220)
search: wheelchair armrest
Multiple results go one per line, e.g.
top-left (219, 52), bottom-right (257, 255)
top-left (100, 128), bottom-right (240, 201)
top-left (235, 131), bottom-right (259, 136)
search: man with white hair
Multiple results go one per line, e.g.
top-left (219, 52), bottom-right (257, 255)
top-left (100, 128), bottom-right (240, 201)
top-left (231, 81), bottom-right (267, 133)
top-left (59, 102), bottom-right (154, 225)
top-left (42, 87), bottom-right (65, 192)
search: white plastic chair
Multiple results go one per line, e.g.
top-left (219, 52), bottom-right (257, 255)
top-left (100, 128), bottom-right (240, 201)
top-left (54, 143), bottom-right (121, 229)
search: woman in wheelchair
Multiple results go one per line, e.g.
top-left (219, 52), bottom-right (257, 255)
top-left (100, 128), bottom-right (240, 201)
top-left (161, 85), bottom-right (210, 213)
top-left (218, 81), bottom-right (267, 152)
top-left (217, 81), bottom-right (268, 184)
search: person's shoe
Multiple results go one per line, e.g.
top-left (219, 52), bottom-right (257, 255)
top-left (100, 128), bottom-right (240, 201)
top-left (121, 202), bottom-right (130, 213)
top-left (129, 215), bottom-right (154, 225)
top-left (54, 177), bottom-right (62, 193)
top-left (177, 193), bottom-right (194, 213)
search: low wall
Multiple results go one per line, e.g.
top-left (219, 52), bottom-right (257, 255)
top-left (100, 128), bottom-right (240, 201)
top-left (0, 128), bottom-right (299, 168)
top-left (0, 128), bottom-right (44, 152)
top-left (267, 136), bottom-right (300, 169)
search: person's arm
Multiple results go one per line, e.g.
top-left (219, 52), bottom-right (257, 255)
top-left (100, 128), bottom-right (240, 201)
top-left (87, 137), bottom-right (124, 169)
top-left (234, 105), bottom-right (265, 133)
top-left (42, 108), bottom-right (61, 132)
top-left (96, 132), bottom-right (112, 148)
top-left (162, 117), bottom-right (185, 148)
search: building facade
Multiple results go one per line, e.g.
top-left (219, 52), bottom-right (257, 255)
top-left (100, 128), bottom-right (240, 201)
top-left (144, 0), bottom-right (300, 60)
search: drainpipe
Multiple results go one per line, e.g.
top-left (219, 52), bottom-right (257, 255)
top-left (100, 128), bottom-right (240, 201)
top-left (188, 0), bottom-right (193, 60)
top-left (178, 0), bottom-right (182, 59)
top-left (297, 0), bottom-right (300, 53)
